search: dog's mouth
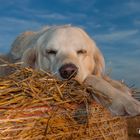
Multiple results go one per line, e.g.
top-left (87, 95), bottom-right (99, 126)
top-left (59, 63), bottom-right (78, 80)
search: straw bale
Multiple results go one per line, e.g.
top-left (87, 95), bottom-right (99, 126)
top-left (0, 68), bottom-right (128, 140)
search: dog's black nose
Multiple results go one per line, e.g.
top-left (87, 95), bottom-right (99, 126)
top-left (59, 63), bottom-right (78, 79)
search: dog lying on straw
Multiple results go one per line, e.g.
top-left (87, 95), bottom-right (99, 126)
top-left (0, 25), bottom-right (140, 116)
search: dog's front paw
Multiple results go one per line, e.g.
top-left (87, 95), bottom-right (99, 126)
top-left (84, 75), bottom-right (140, 116)
top-left (109, 94), bottom-right (140, 116)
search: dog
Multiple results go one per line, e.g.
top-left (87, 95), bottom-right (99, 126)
top-left (2, 25), bottom-right (104, 82)
top-left (0, 25), bottom-right (140, 116)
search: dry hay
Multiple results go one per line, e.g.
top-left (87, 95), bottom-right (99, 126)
top-left (127, 116), bottom-right (140, 137)
top-left (126, 90), bottom-right (140, 138)
top-left (127, 115), bottom-right (140, 140)
top-left (0, 68), bottom-right (128, 140)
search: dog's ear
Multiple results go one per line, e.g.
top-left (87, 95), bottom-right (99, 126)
top-left (10, 31), bottom-right (36, 60)
top-left (76, 27), bottom-right (105, 77)
top-left (93, 47), bottom-right (105, 77)
top-left (22, 48), bottom-right (37, 68)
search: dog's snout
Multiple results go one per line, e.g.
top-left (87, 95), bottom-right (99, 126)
top-left (59, 63), bottom-right (78, 79)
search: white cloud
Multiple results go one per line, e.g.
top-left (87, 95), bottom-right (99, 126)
top-left (0, 0), bottom-right (30, 9)
top-left (126, 1), bottom-right (140, 13)
top-left (0, 16), bottom-right (42, 53)
top-left (107, 56), bottom-right (140, 87)
top-left (134, 19), bottom-right (140, 25)
top-left (0, 17), bottom-right (42, 34)
top-left (59, 0), bottom-right (97, 5)
top-left (93, 29), bottom-right (139, 43)
top-left (0, 17), bottom-right (40, 27)
top-left (15, 6), bottom-right (87, 22)
top-left (37, 13), bottom-right (68, 20)
top-left (36, 12), bottom-right (72, 21)
top-left (101, 1), bottom-right (140, 19)
top-left (86, 22), bottom-right (102, 29)
top-left (36, 11), bottom-right (87, 21)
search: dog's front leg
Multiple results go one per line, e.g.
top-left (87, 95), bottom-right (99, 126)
top-left (84, 75), bottom-right (140, 116)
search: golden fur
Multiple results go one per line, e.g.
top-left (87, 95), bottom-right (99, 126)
top-left (1, 25), bottom-right (104, 82)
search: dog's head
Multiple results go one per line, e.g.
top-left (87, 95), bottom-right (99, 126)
top-left (22, 25), bottom-right (105, 82)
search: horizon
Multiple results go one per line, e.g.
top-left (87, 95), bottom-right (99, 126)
top-left (0, 0), bottom-right (140, 87)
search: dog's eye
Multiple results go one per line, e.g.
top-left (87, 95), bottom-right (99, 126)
top-left (77, 50), bottom-right (87, 54)
top-left (46, 50), bottom-right (57, 55)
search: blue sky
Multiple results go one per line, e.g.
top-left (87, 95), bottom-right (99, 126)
top-left (0, 0), bottom-right (140, 87)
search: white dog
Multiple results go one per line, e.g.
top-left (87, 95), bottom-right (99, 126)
top-left (4, 25), bottom-right (104, 82)
top-left (0, 25), bottom-right (140, 116)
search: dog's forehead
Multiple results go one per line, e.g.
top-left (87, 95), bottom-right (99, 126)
top-left (43, 27), bottom-right (90, 50)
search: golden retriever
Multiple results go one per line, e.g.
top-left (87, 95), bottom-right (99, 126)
top-left (0, 25), bottom-right (140, 116)
top-left (8, 25), bottom-right (104, 82)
